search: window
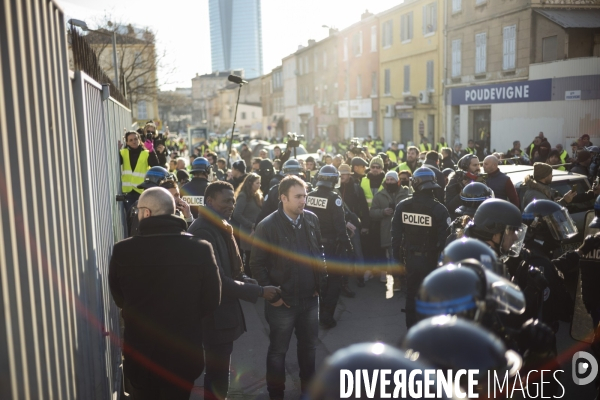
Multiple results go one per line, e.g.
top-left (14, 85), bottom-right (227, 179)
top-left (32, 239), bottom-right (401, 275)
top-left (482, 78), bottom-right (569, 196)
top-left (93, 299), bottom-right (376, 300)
top-left (343, 37), bottom-right (348, 60)
top-left (382, 20), bottom-right (393, 48)
top-left (542, 36), bottom-right (557, 62)
top-left (298, 58), bottom-right (303, 75)
top-left (452, 0), bottom-right (461, 12)
top-left (426, 60), bottom-right (434, 91)
top-left (475, 32), bottom-right (487, 74)
top-left (353, 31), bottom-right (363, 56)
top-left (451, 39), bottom-right (461, 77)
top-left (304, 57), bottom-right (309, 73)
top-left (371, 72), bottom-right (377, 96)
top-left (356, 75), bottom-right (362, 98)
top-left (476, 0), bottom-right (486, 4)
top-left (371, 26), bottom-right (377, 52)
top-left (503, 25), bottom-right (516, 70)
top-left (137, 101), bottom-right (147, 119)
top-left (314, 52), bottom-right (318, 72)
top-left (403, 65), bottom-right (410, 93)
top-left (323, 50), bottom-right (327, 68)
top-left (384, 69), bottom-right (391, 95)
top-left (422, 2), bottom-right (437, 35)
top-left (401, 12), bottom-right (413, 42)
top-left (345, 76), bottom-right (349, 98)
top-left (241, 112), bottom-right (247, 120)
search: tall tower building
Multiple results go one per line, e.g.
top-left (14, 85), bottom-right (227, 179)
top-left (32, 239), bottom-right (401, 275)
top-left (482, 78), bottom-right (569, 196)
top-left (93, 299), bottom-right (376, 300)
top-left (209, 0), bottom-right (263, 79)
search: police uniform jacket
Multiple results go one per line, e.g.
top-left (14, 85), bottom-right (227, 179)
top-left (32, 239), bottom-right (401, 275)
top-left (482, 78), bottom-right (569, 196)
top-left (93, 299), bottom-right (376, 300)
top-left (188, 206), bottom-right (261, 345)
top-left (181, 177), bottom-right (209, 218)
top-left (391, 191), bottom-right (450, 262)
top-left (108, 215), bottom-right (221, 384)
top-left (250, 203), bottom-right (327, 307)
top-left (306, 187), bottom-right (351, 248)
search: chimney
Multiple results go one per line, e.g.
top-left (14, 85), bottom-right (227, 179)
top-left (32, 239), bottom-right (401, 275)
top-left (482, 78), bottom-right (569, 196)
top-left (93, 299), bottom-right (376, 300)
top-left (308, 39), bottom-right (316, 46)
top-left (329, 27), bottom-right (338, 37)
top-left (361, 9), bottom-right (373, 20)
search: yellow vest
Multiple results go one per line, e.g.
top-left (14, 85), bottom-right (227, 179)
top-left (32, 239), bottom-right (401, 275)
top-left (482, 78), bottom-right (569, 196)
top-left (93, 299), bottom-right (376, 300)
top-left (386, 150), bottom-right (404, 163)
top-left (360, 176), bottom-right (385, 207)
top-left (121, 148), bottom-right (149, 194)
top-left (420, 143), bottom-right (432, 153)
top-left (528, 143), bottom-right (535, 159)
top-left (395, 162), bottom-right (412, 173)
top-left (557, 150), bottom-right (567, 170)
top-left (466, 147), bottom-right (475, 155)
top-left (436, 142), bottom-right (448, 152)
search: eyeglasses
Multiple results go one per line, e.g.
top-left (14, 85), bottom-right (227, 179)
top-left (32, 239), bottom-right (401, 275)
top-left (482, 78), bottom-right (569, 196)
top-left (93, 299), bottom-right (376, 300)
top-left (132, 206), bottom-right (150, 215)
top-left (370, 165), bottom-right (382, 169)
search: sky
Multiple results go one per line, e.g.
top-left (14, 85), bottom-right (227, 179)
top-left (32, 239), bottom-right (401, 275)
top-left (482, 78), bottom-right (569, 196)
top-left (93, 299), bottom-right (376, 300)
top-left (58, 0), bottom-right (403, 90)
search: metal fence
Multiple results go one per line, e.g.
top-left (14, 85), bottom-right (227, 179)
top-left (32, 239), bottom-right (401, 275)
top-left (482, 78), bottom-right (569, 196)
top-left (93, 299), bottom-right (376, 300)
top-left (0, 0), bottom-right (130, 398)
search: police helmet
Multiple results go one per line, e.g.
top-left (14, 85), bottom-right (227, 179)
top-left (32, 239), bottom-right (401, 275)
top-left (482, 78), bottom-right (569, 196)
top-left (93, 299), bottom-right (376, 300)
top-left (137, 166), bottom-right (171, 189)
top-left (282, 159), bottom-right (302, 175)
top-left (316, 165), bottom-right (339, 188)
top-left (309, 342), bottom-right (456, 400)
top-left (441, 237), bottom-right (504, 276)
top-left (455, 182), bottom-right (494, 217)
top-left (442, 168), bottom-right (454, 177)
top-left (465, 199), bottom-right (526, 258)
top-left (411, 167), bottom-right (440, 192)
top-left (190, 157), bottom-right (211, 174)
top-left (589, 195), bottom-right (600, 228)
top-left (417, 264), bottom-right (486, 322)
top-left (401, 316), bottom-right (522, 391)
top-left (523, 199), bottom-right (578, 242)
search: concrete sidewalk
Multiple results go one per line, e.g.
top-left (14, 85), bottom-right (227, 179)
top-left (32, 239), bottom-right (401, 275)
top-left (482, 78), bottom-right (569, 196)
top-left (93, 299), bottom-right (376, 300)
top-left (190, 276), bottom-right (406, 399)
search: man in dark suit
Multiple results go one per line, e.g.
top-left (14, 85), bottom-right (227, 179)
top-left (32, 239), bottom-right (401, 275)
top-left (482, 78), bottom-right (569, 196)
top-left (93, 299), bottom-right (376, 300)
top-left (109, 187), bottom-right (221, 400)
top-left (188, 181), bottom-right (281, 400)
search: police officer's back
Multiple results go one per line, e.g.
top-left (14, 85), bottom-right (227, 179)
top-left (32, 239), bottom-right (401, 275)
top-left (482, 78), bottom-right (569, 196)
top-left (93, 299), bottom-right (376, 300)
top-left (181, 157), bottom-right (211, 218)
top-left (391, 167), bottom-right (450, 328)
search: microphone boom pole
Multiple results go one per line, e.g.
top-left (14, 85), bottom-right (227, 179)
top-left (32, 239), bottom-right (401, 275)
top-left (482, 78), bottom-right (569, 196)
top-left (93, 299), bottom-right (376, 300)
top-left (226, 74), bottom-right (247, 168)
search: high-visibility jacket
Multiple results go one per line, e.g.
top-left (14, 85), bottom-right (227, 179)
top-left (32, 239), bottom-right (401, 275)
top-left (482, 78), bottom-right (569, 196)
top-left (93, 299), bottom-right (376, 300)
top-left (436, 142), bottom-right (448, 152)
top-left (386, 150), bottom-right (404, 163)
top-left (528, 143), bottom-right (535, 159)
top-left (557, 150), bottom-right (568, 171)
top-left (366, 141), bottom-right (376, 154)
top-left (374, 140), bottom-right (384, 152)
top-left (419, 143), bottom-right (432, 153)
top-left (465, 147), bottom-right (475, 155)
top-left (360, 176), bottom-right (385, 207)
top-left (121, 148), bottom-right (149, 194)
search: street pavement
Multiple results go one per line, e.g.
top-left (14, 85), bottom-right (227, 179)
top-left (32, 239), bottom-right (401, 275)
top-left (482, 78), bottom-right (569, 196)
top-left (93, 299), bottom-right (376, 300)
top-left (189, 274), bottom-right (598, 400)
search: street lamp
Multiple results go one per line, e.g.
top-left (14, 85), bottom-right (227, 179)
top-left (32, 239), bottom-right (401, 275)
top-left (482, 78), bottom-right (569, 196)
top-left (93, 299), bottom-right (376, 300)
top-left (68, 18), bottom-right (119, 89)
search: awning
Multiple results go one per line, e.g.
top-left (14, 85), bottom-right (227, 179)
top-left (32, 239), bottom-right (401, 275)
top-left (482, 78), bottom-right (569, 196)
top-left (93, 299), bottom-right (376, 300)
top-left (535, 9), bottom-right (600, 28)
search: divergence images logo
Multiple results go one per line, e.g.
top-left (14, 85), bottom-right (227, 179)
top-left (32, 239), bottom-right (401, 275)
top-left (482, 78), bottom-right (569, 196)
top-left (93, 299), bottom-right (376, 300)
top-left (572, 351), bottom-right (599, 386)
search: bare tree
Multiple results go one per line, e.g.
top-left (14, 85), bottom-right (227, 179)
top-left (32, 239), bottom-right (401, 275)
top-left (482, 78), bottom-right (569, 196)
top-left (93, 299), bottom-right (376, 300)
top-left (84, 15), bottom-right (176, 105)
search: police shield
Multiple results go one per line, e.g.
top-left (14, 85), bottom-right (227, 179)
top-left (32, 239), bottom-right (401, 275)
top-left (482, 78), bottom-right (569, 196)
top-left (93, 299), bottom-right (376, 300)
top-left (571, 210), bottom-right (598, 344)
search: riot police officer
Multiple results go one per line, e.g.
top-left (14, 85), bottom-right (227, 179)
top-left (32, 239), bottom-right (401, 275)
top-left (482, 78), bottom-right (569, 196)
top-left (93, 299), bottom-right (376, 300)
top-left (305, 165), bottom-right (352, 329)
top-left (180, 157), bottom-right (211, 218)
top-left (256, 159), bottom-right (308, 224)
top-left (446, 182), bottom-right (494, 245)
top-left (391, 167), bottom-right (450, 328)
top-left (582, 196), bottom-right (600, 326)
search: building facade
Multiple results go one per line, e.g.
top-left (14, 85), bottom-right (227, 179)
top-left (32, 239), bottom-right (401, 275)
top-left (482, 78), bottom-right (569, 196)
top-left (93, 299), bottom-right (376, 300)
top-left (337, 11), bottom-right (380, 141)
top-left (282, 53), bottom-right (299, 135)
top-left (191, 70), bottom-right (242, 129)
top-left (445, 0), bottom-right (600, 153)
top-left (378, 0), bottom-right (444, 149)
top-left (209, 0), bottom-right (263, 79)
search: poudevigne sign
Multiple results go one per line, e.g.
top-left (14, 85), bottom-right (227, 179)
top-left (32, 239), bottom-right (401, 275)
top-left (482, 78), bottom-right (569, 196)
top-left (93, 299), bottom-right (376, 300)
top-left (450, 79), bottom-right (552, 105)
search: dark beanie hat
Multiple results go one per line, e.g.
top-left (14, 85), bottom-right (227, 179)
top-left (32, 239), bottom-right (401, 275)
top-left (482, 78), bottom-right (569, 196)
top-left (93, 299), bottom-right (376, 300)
top-left (232, 160), bottom-right (246, 173)
top-left (176, 169), bottom-right (189, 182)
top-left (533, 162), bottom-right (552, 180)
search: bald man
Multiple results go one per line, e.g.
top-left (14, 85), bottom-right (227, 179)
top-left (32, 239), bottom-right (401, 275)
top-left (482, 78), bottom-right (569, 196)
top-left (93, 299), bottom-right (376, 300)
top-left (482, 155), bottom-right (520, 208)
top-left (109, 187), bottom-right (221, 399)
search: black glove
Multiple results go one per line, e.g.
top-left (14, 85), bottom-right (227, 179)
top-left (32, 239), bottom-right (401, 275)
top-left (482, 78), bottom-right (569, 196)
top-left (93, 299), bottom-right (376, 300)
top-left (526, 266), bottom-right (548, 294)
top-left (518, 319), bottom-right (556, 354)
top-left (578, 233), bottom-right (600, 255)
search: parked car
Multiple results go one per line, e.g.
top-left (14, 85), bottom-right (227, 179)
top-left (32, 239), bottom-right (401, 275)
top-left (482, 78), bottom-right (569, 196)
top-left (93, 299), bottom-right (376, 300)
top-left (499, 165), bottom-right (594, 249)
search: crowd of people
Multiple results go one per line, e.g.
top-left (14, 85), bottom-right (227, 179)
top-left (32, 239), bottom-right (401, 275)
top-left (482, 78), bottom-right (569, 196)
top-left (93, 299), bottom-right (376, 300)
top-left (111, 121), bottom-right (600, 399)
